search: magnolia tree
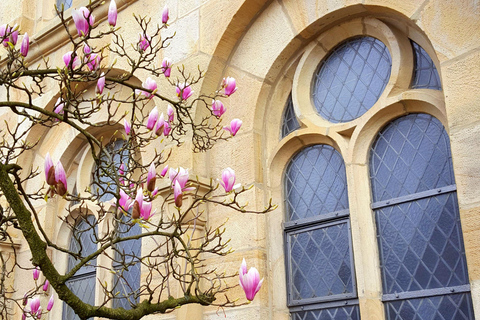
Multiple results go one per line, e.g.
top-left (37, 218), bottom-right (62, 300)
top-left (0, 1), bottom-right (274, 319)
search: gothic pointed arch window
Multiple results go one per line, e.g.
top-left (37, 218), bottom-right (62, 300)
top-left (284, 144), bottom-right (360, 319)
top-left (370, 114), bottom-right (474, 319)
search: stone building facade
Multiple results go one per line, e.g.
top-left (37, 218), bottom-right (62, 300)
top-left (1, 0), bottom-right (480, 319)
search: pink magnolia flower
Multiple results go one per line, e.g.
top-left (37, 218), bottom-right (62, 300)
top-left (83, 44), bottom-right (91, 55)
top-left (96, 72), bottom-right (105, 94)
top-left (108, 0), bottom-right (117, 27)
top-left (33, 267), bottom-right (40, 281)
top-left (167, 105), bottom-right (174, 122)
top-left (43, 280), bottom-right (49, 292)
top-left (160, 165), bottom-right (169, 177)
top-left (54, 98), bottom-right (64, 115)
top-left (239, 258), bottom-right (264, 301)
top-left (173, 180), bottom-right (183, 207)
top-left (72, 7), bottom-right (95, 37)
top-left (29, 297), bottom-right (41, 317)
top-left (211, 99), bottom-right (226, 117)
top-left (119, 189), bottom-right (133, 212)
top-left (220, 167), bottom-right (237, 193)
top-left (20, 33), bottom-right (29, 57)
top-left (124, 119), bottom-right (131, 135)
top-left (44, 153), bottom-right (56, 186)
top-left (162, 58), bottom-right (172, 77)
top-left (55, 161), bottom-right (67, 196)
top-left (63, 51), bottom-right (80, 70)
top-left (86, 53), bottom-right (101, 71)
top-left (132, 188), bottom-right (154, 220)
top-left (176, 83), bottom-right (193, 101)
top-left (6, 24), bottom-right (18, 46)
top-left (163, 121), bottom-right (171, 137)
top-left (223, 119), bottom-right (242, 136)
top-left (223, 77), bottom-right (237, 96)
top-left (162, 6), bottom-right (169, 24)
top-left (169, 167), bottom-right (189, 189)
top-left (0, 25), bottom-right (7, 46)
top-left (136, 77), bottom-right (157, 99)
top-left (147, 163), bottom-right (156, 192)
top-left (146, 106), bottom-right (159, 130)
top-left (155, 113), bottom-right (165, 136)
top-left (138, 33), bottom-right (151, 51)
top-left (47, 295), bottom-right (54, 311)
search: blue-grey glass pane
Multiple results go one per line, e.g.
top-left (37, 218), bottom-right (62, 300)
top-left (57, 0), bottom-right (73, 10)
top-left (385, 293), bottom-right (474, 320)
top-left (288, 222), bottom-right (354, 301)
top-left (93, 140), bottom-right (128, 202)
top-left (292, 305), bottom-right (360, 320)
top-left (370, 114), bottom-right (455, 202)
top-left (63, 273), bottom-right (96, 320)
top-left (68, 216), bottom-right (98, 272)
top-left (281, 94), bottom-right (301, 138)
top-left (285, 145), bottom-right (348, 221)
top-left (411, 41), bottom-right (442, 90)
top-left (376, 193), bottom-right (469, 294)
top-left (313, 37), bottom-right (391, 123)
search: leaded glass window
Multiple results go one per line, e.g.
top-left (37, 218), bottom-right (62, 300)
top-left (281, 94), bottom-right (300, 138)
top-left (312, 37), bottom-right (391, 123)
top-left (370, 114), bottom-right (474, 319)
top-left (112, 216), bottom-right (142, 309)
top-left (56, 0), bottom-right (73, 10)
top-left (63, 215), bottom-right (98, 320)
top-left (411, 41), bottom-right (442, 90)
top-left (284, 145), bottom-right (359, 317)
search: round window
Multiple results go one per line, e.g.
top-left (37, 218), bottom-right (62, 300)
top-left (312, 37), bottom-right (392, 123)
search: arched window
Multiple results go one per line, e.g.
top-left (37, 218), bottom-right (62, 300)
top-left (63, 215), bottom-right (97, 320)
top-left (370, 114), bottom-right (474, 319)
top-left (284, 145), bottom-right (359, 319)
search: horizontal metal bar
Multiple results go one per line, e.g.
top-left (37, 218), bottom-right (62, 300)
top-left (371, 184), bottom-right (456, 210)
top-left (288, 292), bottom-right (357, 308)
top-left (284, 209), bottom-right (350, 230)
top-left (382, 284), bottom-right (470, 302)
top-left (289, 298), bottom-right (359, 313)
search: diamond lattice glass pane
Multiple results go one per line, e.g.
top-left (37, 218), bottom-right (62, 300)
top-left (312, 36), bottom-right (391, 123)
top-left (114, 217), bottom-right (142, 261)
top-left (288, 222), bottom-right (354, 301)
top-left (370, 114), bottom-right (455, 202)
top-left (57, 0), bottom-right (73, 10)
top-left (376, 194), bottom-right (469, 294)
top-left (63, 274), bottom-right (96, 320)
top-left (92, 140), bottom-right (128, 202)
top-left (292, 305), bottom-right (360, 320)
top-left (411, 41), bottom-right (442, 90)
top-left (385, 293), bottom-right (474, 320)
top-left (285, 145), bottom-right (348, 221)
top-left (281, 94), bottom-right (301, 138)
top-left (113, 263), bottom-right (141, 309)
top-left (68, 216), bottom-right (98, 272)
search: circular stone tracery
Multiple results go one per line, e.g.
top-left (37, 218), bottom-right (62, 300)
top-left (312, 37), bottom-right (392, 123)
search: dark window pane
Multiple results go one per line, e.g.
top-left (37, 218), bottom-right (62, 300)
top-left (288, 222), bottom-right (354, 302)
top-left (292, 305), bottom-right (360, 320)
top-left (285, 145), bottom-right (349, 221)
top-left (312, 37), bottom-right (391, 123)
top-left (385, 293), bottom-right (474, 320)
top-left (57, 0), bottom-right (73, 10)
top-left (63, 274), bottom-right (96, 320)
top-left (376, 194), bottom-right (468, 294)
top-left (370, 114), bottom-right (454, 202)
top-left (281, 94), bottom-right (301, 138)
top-left (411, 41), bottom-right (442, 90)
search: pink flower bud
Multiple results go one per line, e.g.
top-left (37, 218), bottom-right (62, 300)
top-left (223, 77), bottom-right (237, 96)
top-left (220, 167), bottom-right (236, 193)
top-left (9, 24), bottom-right (18, 45)
top-left (42, 280), bottom-right (49, 292)
top-left (239, 259), bottom-right (263, 301)
top-left (63, 51), bottom-right (80, 70)
top-left (163, 121), bottom-right (171, 136)
top-left (162, 6), bottom-right (169, 24)
top-left (108, 0), bottom-right (117, 27)
top-left (119, 163), bottom-right (125, 185)
top-left (138, 33), bottom-right (151, 51)
top-left (174, 180), bottom-right (183, 207)
top-left (160, 165), bottom-right (169, 177)
top-left (83, 44), bottom-right (91, 55)
top-left (162, 58), bottom-right (172, 77)
top-left (146, 106), bottom-right (159, 130)
top-left (96, 72), bottom-right (105, 94)
top-left (155, 113), bottom-right (165, 136)
top-left (47, 295), bottom-right (54, 311)
top-left (44, 154), bottom-right (56, 186)
top-left (147, 163), bottom-right (156, 192)
top-left (211, 100), bottom-right (226, 117)
top-left (223, 118), bottom-right (242, 136)
top-left (20, 33), bottom-right (29, 57)
top-left (167, 105), bottom-right (174, 122)
top-left (53, 98), bottom-right (64, 115)
top-left (176, 83), bottom-right (193, 101)
top-left (0, 25), bottom-right (7, 46)
top-left (124, 119), bottom-right (131, 135)
top-left (72, 7), bottom-right (95, 37)
top-left (55, 161), bottom-right (67, 196)
top-left (86, 53), bottom-right (101, 71)
top-left (33, 267), bottom-right (40, 281)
